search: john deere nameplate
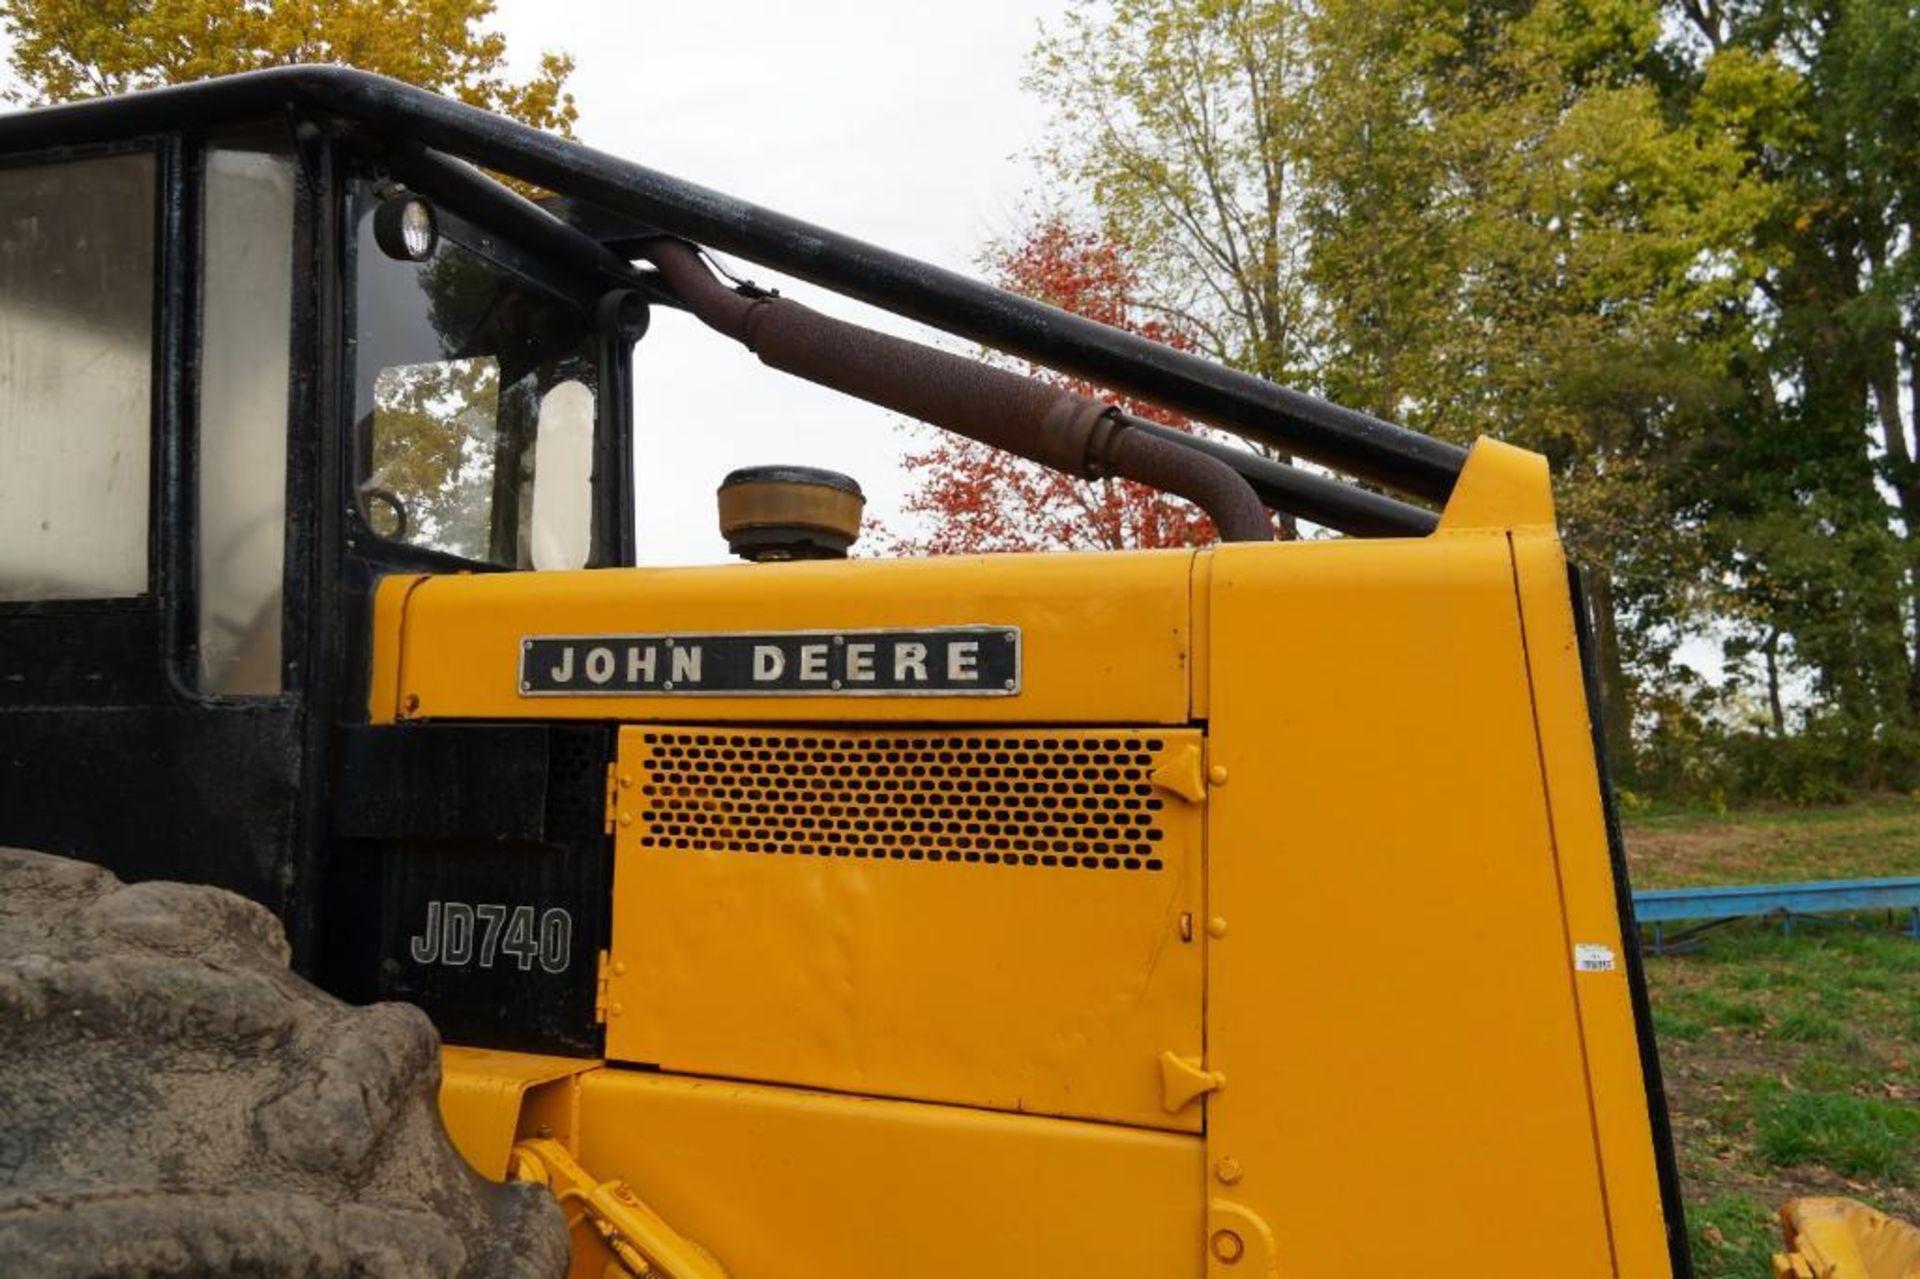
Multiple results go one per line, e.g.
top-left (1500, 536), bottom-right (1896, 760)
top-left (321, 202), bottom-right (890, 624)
top-left (520, 627), bottom-right (1021, 697)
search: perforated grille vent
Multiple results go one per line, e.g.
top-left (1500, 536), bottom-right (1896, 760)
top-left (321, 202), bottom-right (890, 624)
top-left (633, 730), bottom-right (1171, 871)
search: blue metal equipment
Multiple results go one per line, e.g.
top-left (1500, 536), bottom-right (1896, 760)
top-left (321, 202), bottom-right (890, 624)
top-left (1632, 877), bottom-right (1920, 954)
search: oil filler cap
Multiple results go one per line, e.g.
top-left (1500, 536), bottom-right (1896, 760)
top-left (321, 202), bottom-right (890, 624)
top-left (717, 465), bottom-right (865, 562)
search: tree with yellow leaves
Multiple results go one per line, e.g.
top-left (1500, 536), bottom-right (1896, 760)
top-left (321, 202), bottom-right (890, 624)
top-left (0, 0), bottom-right (575, 134)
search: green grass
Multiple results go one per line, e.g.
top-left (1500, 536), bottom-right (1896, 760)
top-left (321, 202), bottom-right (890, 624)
top-left (1749, 1086), bottom-right (1920, 1179)
top-left (1625, 793), bottom-right (1920, 887)
top-left (1772, 1006), bottom-right (1846, 1046)
top-left (1686, 1194), bottom-right (1779, 1279)
top-left (1625, 796), bottom-right (1920, 1272)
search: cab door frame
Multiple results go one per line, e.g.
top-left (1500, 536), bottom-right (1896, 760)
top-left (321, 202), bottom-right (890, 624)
top-left (0, 126), bottom-right (318, 941)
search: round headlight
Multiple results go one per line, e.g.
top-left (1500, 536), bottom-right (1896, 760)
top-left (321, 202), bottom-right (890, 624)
top-left (373, 196), bottom-right (438, 262)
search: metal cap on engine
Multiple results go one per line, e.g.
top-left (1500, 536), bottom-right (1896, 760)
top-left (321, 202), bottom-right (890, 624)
top-left (717, 465), bottom-right (865, 562)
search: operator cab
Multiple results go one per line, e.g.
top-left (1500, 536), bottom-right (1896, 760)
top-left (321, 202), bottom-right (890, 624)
top-left (0, 119), bottom-right (641, 959)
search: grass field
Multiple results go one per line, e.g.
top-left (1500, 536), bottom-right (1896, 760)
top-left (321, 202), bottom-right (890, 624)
top-left (1625, 797), bottom-right (1920, 1276)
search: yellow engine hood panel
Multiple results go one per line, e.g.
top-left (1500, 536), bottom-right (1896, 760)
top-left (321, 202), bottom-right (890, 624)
top-left (603, 723), bottom-right (1207, 1132)
top-left (374, 549), bottom-right (1198, 725)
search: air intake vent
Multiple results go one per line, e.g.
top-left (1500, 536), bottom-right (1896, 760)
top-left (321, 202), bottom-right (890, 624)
top-left (632, 728), bottom-right (1172, 870)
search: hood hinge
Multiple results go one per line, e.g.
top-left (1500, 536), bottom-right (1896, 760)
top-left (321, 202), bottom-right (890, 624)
top-left (604, 763), bottom-right (621, 834)
top-left (593, 949), bottom-right (613, 1024)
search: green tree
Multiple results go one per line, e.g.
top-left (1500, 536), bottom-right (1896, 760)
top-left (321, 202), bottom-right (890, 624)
top-left (1031, 0), bottom-right (1316, 398)
top-left (0, 0), bottom-right (576, 134)
top-left (1674, 0), bottom-right (1920, 753)
top-left (1029, 0), bottom-right (1778, 777)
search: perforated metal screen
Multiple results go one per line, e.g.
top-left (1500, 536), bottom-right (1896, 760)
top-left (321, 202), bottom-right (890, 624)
top-left (631, 728), bottom-right (1172, 871)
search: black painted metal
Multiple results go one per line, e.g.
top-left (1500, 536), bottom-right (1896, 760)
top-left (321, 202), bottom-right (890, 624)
top-left (1569, 564), bottom-right (1695, 1279)
top-left (0, 65), bottom-right (1467, 504)
top-left (0, 707), bottom-right (304, 906)
top-left (377, 143), bottom-right (662, 305)
top-left (0, 605), bottom-right (166, 706)
top-left (0, 134), bottom-right (310, 929)
top-left (596, 289), bottom-right (648, 568)
top-left (159, 135), bottom-right (197, 696)
top-left (1122, 417), bottom-right (1438, 538)
top-left (723, 464), bottom-right (865, 495)
top-left (0, 105), bottom-right (641, 1054)
top-left (285, 117), bottom-right (337, 971)
top-left (334, 725), bottom-right (554, 847)
top-left (331, 723), bottom-right (615, 1056)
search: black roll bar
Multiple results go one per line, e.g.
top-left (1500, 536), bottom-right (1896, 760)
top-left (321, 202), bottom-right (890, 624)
top-left (0, 66), bottom-right (1463, 531)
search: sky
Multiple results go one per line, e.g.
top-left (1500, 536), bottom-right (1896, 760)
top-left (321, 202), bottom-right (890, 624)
top-left (490, 0), bottom-right (1075, 563)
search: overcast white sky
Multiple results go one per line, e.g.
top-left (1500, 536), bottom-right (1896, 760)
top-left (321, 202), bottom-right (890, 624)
top-left (492, 0), bottom-right (1074, 562)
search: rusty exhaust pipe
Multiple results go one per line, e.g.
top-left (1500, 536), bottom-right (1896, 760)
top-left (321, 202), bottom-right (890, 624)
top-left (638, 238), bottom-right (1272, 544)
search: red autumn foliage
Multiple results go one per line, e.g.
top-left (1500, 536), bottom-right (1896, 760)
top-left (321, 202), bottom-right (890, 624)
top-left (881, 218), bottom-right (1225, 554)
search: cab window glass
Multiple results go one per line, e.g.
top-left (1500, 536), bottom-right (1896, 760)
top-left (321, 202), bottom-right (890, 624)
top-left (530, 379), bottom-right (593, 570)
top-left (197, 144), bottom-right (294, 694)
top-left (367, 355), bottom-right (506, 559)
top-left (0, 152), bottom-right (154, 601)
top-left (352, 197), bottom-right (597, 569)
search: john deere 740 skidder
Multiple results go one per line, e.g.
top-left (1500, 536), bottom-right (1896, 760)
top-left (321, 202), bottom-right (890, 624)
top-left (0, 67), bottom-right (1695, 1278)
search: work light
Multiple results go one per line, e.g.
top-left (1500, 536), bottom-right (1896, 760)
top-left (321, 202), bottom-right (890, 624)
top-left (373, 195), bottom-right (437, 262)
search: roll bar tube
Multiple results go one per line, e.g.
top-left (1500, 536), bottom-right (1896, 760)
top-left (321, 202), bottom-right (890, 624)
top-left (0, 66), bottom-right (1468, 513)
top-left (638, 238), bottom-right (1274, 543)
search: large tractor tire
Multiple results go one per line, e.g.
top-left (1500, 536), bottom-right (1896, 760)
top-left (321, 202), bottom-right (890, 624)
top-left (0, 847), bottom-right (570, 1278)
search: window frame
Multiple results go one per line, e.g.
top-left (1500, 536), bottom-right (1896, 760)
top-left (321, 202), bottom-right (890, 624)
top-left (185, 129), bottom-right (304, 701)
top-left (156, 118), bottom-right (334, 707)
top-left (341, 177), bottom-right (630, 576)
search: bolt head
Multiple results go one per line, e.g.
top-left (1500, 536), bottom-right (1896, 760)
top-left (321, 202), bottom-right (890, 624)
top-left (1210, 1229), bottom-right (1244, 1264)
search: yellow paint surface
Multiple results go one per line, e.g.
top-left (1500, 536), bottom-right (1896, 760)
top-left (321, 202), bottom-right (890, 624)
top-left (415, 438), bottom-right (1680, 1277)
top-left (438, 1045), bottom-right (598, 1179)
top-left (1201, 529), bottom-right (1643, 1276)
top-left (1510, 530), bottom-right (1678, 1274)
top-left (569, 1069), bottom-right (1205, 1279)
top-left (605, 724), bottom-right (1207, 1131)
top-left (380, 549), bottom-right (1195, 724)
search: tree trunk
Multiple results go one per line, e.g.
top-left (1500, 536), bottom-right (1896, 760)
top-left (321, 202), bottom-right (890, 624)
top-left (1867, 353), bottom-right (1920, 718)
top-left (1904, 332), bottom-right (1920, 719)
top-left (1764, 629), bottom-right (1785, 737)
top-left (1585, 570), bottom-right (1635, 781)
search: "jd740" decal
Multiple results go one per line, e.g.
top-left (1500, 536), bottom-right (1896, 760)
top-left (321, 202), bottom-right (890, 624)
top-left (407, 901), bottom-right (572, 974)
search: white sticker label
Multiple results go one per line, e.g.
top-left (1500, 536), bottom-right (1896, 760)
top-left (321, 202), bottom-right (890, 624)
top-left (1574, 943), bottom-right (1617, 973)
